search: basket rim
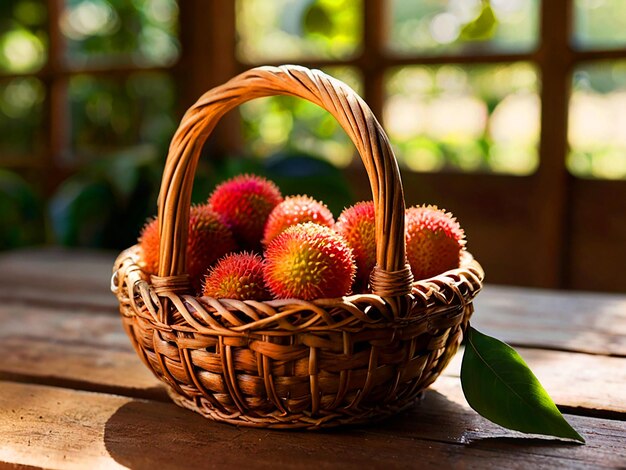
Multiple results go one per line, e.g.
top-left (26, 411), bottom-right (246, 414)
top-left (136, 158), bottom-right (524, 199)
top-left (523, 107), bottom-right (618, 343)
top-left (112, 244), bottom-right (484, 335)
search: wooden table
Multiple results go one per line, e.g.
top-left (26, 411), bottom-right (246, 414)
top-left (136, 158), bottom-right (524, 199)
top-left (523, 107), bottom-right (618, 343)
top-left (0, 248), bottom-right (624, 469)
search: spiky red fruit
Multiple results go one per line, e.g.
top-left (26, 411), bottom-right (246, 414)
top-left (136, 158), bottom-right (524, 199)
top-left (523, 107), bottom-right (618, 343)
top-left (138, 204), bottom-right (237, 289)
top-left (264, 222), bottom-right (356, 300)
top-left (263, 195), bottom-right (335, 246)
top-left (202, 252), bottom-right (270, 300)
top-left (138, 217), bottom-right (160, 274)
top-left (405, 205), bottom-right (465, 280)
top-left (335, 201), bottom-right (376, 292)
top-left (208, 174), bottom-right (283, 250)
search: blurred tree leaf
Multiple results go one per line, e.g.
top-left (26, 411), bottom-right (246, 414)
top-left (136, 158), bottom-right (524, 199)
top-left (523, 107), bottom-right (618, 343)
top-left (460, 3), bottom-right (497, 41)
top-left (0, 169), bottom-right (44, 249)
top-left (48, 145), bottom-right (163, 249)
top-left (49, 177), bottom-right (115, 247)
top-left (96, 144), bottom-right (159, 203)
top-left (303, 2), bottom-right (333, 37)
top-left (265, 152), bottom-right (354, 215)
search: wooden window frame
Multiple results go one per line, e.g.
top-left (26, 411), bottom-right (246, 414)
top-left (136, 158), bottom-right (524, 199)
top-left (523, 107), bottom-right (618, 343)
top-left (1, 0), bottom-right (181, 192)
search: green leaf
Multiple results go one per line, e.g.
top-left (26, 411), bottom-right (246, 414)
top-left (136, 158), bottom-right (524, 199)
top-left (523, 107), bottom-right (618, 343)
top-left (0, 169), bottom-right (44, 249)
top-left (461, 326), bottom-right (585, 443)
top-left (460, 3), bottom-right (497, 41)
top-left (303, 3), bottom-right (333, 36)
top-left (48, 177), bottom-right (115, 247)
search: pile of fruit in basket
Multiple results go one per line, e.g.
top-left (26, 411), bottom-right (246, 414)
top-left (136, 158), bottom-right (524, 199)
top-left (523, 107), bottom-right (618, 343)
top-left (138, 174), bottom-right (466, 300)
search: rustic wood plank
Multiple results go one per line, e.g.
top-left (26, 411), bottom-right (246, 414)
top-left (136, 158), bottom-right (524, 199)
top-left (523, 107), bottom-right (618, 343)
top-left (0, 382), bottom-right (129, 470)
top-left (0, 380), bottom-right (624, 470)
top-left (0, 304), bottom-right (128, 348)
top-left (0, 248), bottom-right (117, 310)
top-left (0, 304), bottom-right (162, 399)
top-left (0, 336), bottom-right (166, 402)
top-left (473, 285), bottom-right (626, 356)
top-left (0, 305), bottom-right (624, 416)
top-left (0, 461), bottom-right (45, 470)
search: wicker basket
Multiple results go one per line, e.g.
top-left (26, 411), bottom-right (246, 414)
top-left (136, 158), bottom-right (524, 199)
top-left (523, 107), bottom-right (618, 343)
top-left (111, 65), bottom-right (484, 429)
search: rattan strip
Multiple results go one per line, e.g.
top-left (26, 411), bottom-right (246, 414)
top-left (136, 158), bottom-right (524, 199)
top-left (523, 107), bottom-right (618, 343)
top-left (156, 65), bottom-right (410, 298)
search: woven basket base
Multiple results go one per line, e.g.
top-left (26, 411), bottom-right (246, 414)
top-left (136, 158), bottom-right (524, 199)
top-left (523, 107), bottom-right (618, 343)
top-left (166, 386), bottom-right (425, 430)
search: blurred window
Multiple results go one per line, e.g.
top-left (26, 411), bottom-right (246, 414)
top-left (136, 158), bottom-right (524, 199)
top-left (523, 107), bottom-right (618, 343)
top-left (9, 1), bottom-right (626, 185)
top-left (0, 0), bottom-right (48, 74)
top-left (1, 0), bottom-right (179, 172)
top-left (568, 61), bottom-right (626, 180)
top-left (573, 0), bottom-right (626, 51)
top-left (62, 0), bottom-right (179, 67)
top-left (384, 63), bottom-right (540, 175)
top-left (236, 0), bottom-right (544, 176)
top-left (0, 77), bottom-right (45, 159)
top-left (388, 0), bottom-right (540, 56)
top-left (0, 1), bottom-right (47, 162)
top-left (235, 0), bottom-right (626, 182)
top-left (236, 0), bottom-right (361, 62)
top-left (569, 1), bottom-right (626, 180)
top-left (69, 72), bottom-right (176, 162)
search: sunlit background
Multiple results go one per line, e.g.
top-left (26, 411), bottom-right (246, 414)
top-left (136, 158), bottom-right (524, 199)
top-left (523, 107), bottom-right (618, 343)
top-left (1, 0), bottom-right (626, 291)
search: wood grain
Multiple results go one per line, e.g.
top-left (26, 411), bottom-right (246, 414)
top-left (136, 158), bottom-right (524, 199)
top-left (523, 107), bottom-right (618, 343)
top-left (1, 379), bottom-right (624, 470)
top-left (473, 285), bottom-right (626, 356)
top-left (0, 304), bottom-right (624, 416)
top-left (0, 304), bottom-right (161, 398)
top-left (0, 382), bottom-right (130, 470)
top-left (0, 248), bottom-right (117, 310)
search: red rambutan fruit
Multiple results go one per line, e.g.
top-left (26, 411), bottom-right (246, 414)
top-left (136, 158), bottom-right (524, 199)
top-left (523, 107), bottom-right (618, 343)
top-left (208, 174), bottom-right (283, 250)
top-left (138, 204), bottom-right (237, 290)
top-left (405, 205), bottom-right (465, 280)
top-left (262, 195), bottom-right (335, 247)
top-left (138, 217), bottom-right (160, 276)
top-left (202, 252), bottom-right (270, 300)
top-left (263, 222), bottom-right (356, 300)
top-left (334, 201), bottom-right (376, 292)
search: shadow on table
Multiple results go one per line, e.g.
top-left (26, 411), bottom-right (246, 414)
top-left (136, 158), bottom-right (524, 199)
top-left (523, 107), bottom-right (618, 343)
top-left (104, 389), bottom-right (478, 469)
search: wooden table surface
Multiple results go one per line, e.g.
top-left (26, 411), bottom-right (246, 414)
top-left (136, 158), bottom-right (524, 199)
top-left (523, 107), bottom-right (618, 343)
top-left (0, 248), bottom-right (624, 469)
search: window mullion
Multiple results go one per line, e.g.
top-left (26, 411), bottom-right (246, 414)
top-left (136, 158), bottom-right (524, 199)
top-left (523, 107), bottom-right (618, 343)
top-left (45, 0), bottom-right (68, 193)
top-left (362, 0), bottom-right (385, 121)
top-left (533, 0), bottom-right (574, 288)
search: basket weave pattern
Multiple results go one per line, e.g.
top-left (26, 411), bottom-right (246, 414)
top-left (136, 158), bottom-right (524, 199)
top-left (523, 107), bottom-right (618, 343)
top-left (111, 65), bottom-right (484, 429)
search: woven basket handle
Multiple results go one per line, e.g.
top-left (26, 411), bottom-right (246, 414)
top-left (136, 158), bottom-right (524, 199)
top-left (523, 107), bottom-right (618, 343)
top-left (156, 65), bottom-right (413, 297)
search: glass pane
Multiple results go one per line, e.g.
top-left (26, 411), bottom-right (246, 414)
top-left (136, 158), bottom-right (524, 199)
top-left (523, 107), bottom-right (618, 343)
top-left (0, 77), bottom-right (45, 156)
top-left (69, 72), bottom-right (176, 160)
top-left (384, 63), bottom-right (540, 175)
top-left (0, 0), bottom-right (47, 74)
top-left (573, 0), bottom-right (626, 50)
top-left (240, 67), bottom-right (362, 168)
top-left (568, 61), bottom-right (626, 180)
top-left (236, 0), bottom-right (361, 62)
top-left (388, 0), bottom-right (539, 56)
top-left (62, 0), bottom-right (180, 67)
